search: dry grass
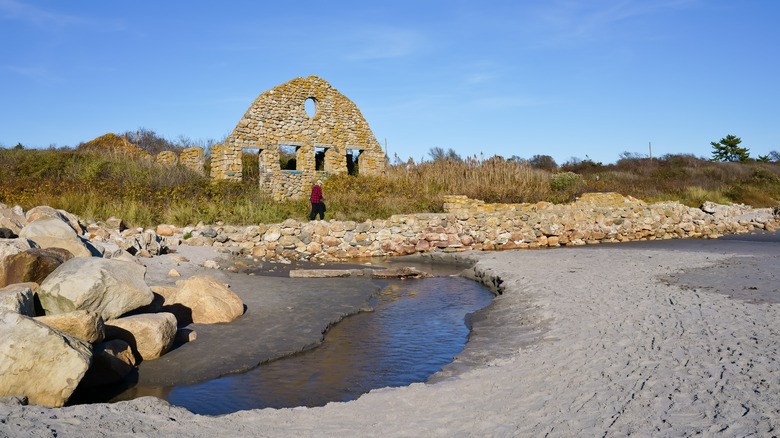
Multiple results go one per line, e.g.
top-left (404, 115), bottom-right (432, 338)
top-left (1, 147), bottom-right (778, 228)
top-left (567, 154), bottom-right (780, 207)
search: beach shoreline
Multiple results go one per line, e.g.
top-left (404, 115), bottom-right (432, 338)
top-left (2, 233), bottom-right (779, 436)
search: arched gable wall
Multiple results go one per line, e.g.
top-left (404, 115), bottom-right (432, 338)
top-left (210, 76), bottom-right (385, 199)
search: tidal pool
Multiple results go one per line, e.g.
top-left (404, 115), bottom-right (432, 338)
top-left (116, 273), bottom-right (494, 415)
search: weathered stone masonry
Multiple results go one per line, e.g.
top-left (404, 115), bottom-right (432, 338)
top-left (155, 147), bottom-right (205, 176)
top-left (175, 193), bottom-right (780, 261)
top-left (211, 76), bottom-right (386, 200)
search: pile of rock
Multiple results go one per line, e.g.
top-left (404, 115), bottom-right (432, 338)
top-left (1, 204), bottom-right (169, 259)
top-left (160, 193), bottom-right (780, 262)
top-left (0, 203), bottom-right (245, 408)
top-left (76, 133), bottom-right (150, 159)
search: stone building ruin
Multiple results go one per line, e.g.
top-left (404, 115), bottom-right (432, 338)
top-left (210, 76), bottom-right (386, 199)
top-left (155, 147), bottom-right (206, 175)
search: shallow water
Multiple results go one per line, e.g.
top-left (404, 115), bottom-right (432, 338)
top-left (105, 274), bottom-right (493, 415)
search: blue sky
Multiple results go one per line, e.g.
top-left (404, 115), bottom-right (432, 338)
top-left (1, 0), bottom-right (778, 164)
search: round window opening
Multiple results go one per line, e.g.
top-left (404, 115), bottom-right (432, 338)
top-left (304, 97), bottom-right (317, 118)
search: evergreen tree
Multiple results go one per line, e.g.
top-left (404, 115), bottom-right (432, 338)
top-left (427, 147), bottom-right (462, 162)
top-left (529, 154), bottom-right (558, 170)
top-left (710, 134), bottom-right (749, 162)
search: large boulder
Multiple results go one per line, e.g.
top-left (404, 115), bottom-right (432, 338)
top-left (0, 237), bottom-right (37, 261)
top-left (0, 283), bottom-right (36, 316)
top-left (37, 257), bottom-right (154, 320)
top-left (0, 204), bottom-right (26, 235)
top-left (80, 339), bottom-right (136, 387)
top-left (104, 313), bottom-right (177, 361)
top-left (18, 218), bottom-right (93, 257)
top-left (36, 310), bottom-right (105, 344)
top-left (701, 200), bottom-right (730, 215)
top-left (152, 275), bottom-right (244, 325)
top-left (156, 224), bottom-right (176, 237)
top-left (104, 216), bottom-right (127, 231)
top-left (0, 312), bottom-right (92, 407)
top-left (25, 206), bottom-right (84, 235)
top-left (102, 246), bottom-right (145, 266)
top-left (86, 223), bottom-right (112, 242)
top-left (116, 229), bottom-right (166, 257)
top-left (0, 247), bottom-right (73, 288)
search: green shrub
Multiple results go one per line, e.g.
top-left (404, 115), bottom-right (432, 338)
top-left (550, 172), bottom-right (583, 192)
top-left (676, 186), bottom-right (730, 208)
top-left (751, 167), bottom-right (780, 184)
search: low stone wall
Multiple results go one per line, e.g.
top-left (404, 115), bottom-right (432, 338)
top-left (179, 147), bottom-right (205, 175)
top-left (174, 193), bottom-right (780, 262)
top-left (155, 151), bottom-right (178, 166)
top-left (260, 171), bottom-right (309, 201)
top-left (155, 147), bottom-right (206, 176)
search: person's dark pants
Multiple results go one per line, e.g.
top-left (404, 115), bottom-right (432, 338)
top-left (309, 202), bottom-right (325, 220)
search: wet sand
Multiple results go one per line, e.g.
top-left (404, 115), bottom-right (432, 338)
top-left (124, 248), bottom-right (478, 388)
top-left (2, 232), bottom-right (779, 436)
top-left (133, 248), bottom-right (381, 388)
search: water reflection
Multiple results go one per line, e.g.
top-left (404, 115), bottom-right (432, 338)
top-left (163, 276), bottom-right (493, 415)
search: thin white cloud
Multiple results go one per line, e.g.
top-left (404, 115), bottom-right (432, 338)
top-left (365, 93), bottom-right (452, 118)
top-left (343, 26), bottom-right (427, 60)
top-left (465, 72), bottom-right (497, 85)
top-left (0, 0), bottom-right (85, 27)
top-left (1, 64), bottom-right (60, 83)
top-left (461, 61), bottom-right (516, 87)
top-left (0, 0), bottom-right (126, 31)
top-left (472, 96), bottom-right (540, 110)
top-left (529, 0), bottom-right (697, 47)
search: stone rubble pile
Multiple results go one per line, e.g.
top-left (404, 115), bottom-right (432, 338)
top-left (0, 203), bottom-right (245, 408)
top-left (161, 193), bottom-right (778, 262)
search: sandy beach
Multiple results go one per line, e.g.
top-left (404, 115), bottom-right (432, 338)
top-left (2, 233), bottom-right (779, 437)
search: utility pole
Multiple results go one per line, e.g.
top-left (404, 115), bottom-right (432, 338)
top-left (649, 142), bottom-right (653, 160)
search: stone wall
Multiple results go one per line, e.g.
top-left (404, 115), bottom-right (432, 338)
top-left (154, 147), bottom-right (205, 176)
top-left (209, 143), bottom-right (240, 179)
top-left (175, 193), bottom-right (780, 262)
top-left (210, 76), bottom-right (385, 199)
top-left (155, 151), bottom-right (178, 166)
top-left (179, 147), bottom-right (205, 175)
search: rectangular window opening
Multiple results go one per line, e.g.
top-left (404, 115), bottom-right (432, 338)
top-left (279, 145), bottom-right (298, 170)
top-left (315, 147), bottom-right (326, 171)
top-left (346, 149), bottom-right (361, 175)
top-left (241, 148), bottom-right (261, 182)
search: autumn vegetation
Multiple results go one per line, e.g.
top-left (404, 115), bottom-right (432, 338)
top-left (1, 131), bottom-right (779, 228)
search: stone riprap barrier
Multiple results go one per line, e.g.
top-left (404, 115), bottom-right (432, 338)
top-left (0, 204), bottom-right (245, 408)
top-left (168, 193), bottom-right (779, 262)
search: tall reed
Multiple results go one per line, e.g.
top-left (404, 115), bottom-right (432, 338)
top-left (1, 147), bottom-right (778, 228)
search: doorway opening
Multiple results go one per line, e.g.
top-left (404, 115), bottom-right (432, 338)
top-left (241, 148), bottom-right (260, 183)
